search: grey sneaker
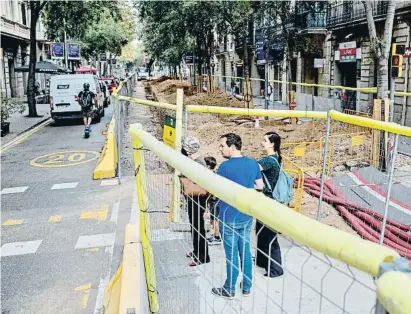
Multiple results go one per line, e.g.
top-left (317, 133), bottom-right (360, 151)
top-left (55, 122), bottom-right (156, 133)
top-left (211, 287), bottom-right (234, 300)
top-left (207, 236), bottom-right (222, 245)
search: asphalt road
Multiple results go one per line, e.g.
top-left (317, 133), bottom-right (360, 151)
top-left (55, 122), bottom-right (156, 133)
top-left (1, 102), bottom-right (135, 314)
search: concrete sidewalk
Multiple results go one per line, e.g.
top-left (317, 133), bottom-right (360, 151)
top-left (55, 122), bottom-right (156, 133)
top-left (1, 101), bottom-right (50, 145)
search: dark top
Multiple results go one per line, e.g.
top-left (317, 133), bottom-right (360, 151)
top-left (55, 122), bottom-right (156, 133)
top-left (258, 154), bottom-right (280, 197)
top-left (217, 156), bottom-right (262, 223)
top-left (78, 90), bottom-right (96, 111)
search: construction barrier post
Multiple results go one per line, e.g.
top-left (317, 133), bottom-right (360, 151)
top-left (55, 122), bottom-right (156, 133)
top-left (115, 94), bottom-right (121, 184)
top-left (379, 134), bottom-right (399, 245)
top-left (172, 89), bottom-right (184, 223)
top-left (317, 111), bottom-right (331, 221)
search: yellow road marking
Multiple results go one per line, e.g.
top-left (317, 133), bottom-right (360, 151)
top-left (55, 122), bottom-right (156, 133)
top-left (48, 215), bottom-right (62, 223)
top-left (75, 283), bottom-right (91, 291)
top-left (1, 119), bottom-right (51, 153)
top-left (81, 292), bottom-right (90, 309)
top-left (75, 283), bottom-right (91, 309)
top-left (88, 248), bottom-right (100, 252)
top-left (80, 205), bottom-right (108, 221)
top-left (2, 219), bottom-right (23, 226)
top-left (30, 150), bottom-right (99, 168)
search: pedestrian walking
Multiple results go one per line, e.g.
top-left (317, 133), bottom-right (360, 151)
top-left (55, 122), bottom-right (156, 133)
top-left (211, 133), bottom-right (264, 299)
top-left (256, 132), bottom-right (284, 278)
top-left (180, 136), bottom-right (210, 267)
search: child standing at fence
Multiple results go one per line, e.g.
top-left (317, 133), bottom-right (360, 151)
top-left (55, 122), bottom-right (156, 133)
top-left (204, 156), bottom-right (221, 246)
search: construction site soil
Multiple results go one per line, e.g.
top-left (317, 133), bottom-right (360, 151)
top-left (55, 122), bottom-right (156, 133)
top-left (145, 78), bottom-right (411, 236)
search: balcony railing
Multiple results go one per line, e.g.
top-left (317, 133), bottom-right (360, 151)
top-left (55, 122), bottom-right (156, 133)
top-left (327, 1), bottom-right (388, 29)
top-left (296, 12), bottom-right (327, 29)
top-left (213, 44), bottom-right (226, 55)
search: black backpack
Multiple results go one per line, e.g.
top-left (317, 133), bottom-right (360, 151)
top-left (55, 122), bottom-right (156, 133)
top-left (79, 91), bottom-right (93, 109)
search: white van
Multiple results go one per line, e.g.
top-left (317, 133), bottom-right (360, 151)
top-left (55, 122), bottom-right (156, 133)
top-left (50, 74), bottom-right (105, 123)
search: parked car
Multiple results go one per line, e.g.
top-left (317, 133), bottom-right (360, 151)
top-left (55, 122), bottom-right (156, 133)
top-left (50, 74), bottom-right (105, 123)
top-left (99, 77), bottom-right (117, 94)
top-left (137, 67), bottom-right (149, 80)
top-left (99, 80), bottom-right (110, 107)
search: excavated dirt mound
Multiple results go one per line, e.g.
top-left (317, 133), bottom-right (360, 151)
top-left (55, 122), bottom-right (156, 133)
top-left (185, 91), bottom-right (246, 108)
top-left (156, 80), bottom-right (193, 95)
top-left (150, 76), bottom-right (172, 84)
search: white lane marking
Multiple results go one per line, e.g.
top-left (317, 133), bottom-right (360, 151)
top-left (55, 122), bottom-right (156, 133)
top-left (1, 240), bottom-right (42, 257)
top-left (347, 172), bottom-right (411, 216)
top-left (75, 233), bottom-right (115, 249)
top-left (51, 182), bottom-right (79, 190)
top-left (1, 186), bottom-right (28, 195)
top-left (94, 202), bottom-right (119, 314)
top-left (110, 202), bottom-right (120, 223)
top-left (100, 179), bottom-right (119, 186)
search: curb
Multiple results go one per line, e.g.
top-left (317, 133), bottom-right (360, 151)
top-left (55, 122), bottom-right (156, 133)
top-left (93, 116), bottom-right (117, 179)
top-left (103, 224), bottom-right (149, 314)
top-left (1, 117), bottom-right (52, 153)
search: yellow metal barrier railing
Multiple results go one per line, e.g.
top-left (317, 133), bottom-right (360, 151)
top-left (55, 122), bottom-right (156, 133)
top-left (186, 105), bottom-right (327, 118)
top-left (129, 123), bottom-right (399, 278)
top-left (376, 271), bottom-right (411, 314)
top-left (282, 156), bottom-right (304, 212)
top-left (132, 126), bottom-right (160, 313)
top-left (211, 74), bottom-right (411, 97)
top-left (330, 110), bottom-right (411, 137)
top-left (123, 85), bottom-right (411, 313)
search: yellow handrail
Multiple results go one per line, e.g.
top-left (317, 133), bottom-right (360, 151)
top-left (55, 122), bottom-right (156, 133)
top-left (376, 271), bottom-right (411, 314)
top-left (330, 110), bottom-right (411, 137)
top-left (186, 105), bottom-right (327, 119)
top-left (129, 123), bottom-right (399, 277)
top-left (118, 95), bottom-right (176, 111)
top-left (210, 74), bottom-right (411, 96)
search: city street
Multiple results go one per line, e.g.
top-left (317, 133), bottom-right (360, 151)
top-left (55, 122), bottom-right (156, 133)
top-left (1, 104), bottom-right (134, 314)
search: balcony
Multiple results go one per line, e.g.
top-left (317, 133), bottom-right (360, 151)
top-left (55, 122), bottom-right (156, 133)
top-left (327, 1), bottom-right (388, 30)
top-left (295, 12), bottom-right (327, 35)
top-left (1, 17), bottom-right (30, 41)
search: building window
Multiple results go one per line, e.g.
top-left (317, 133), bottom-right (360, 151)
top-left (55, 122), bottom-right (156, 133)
top-left (9, 0), bottom-right (14, 20)
top-left (21, 3), bottom-right (27, 25)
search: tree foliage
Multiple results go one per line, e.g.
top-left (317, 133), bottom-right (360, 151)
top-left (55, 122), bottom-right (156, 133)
top-left (26, 0), bottom-right (135, 116)
top-left (42, 1), bottom-right (120, 42)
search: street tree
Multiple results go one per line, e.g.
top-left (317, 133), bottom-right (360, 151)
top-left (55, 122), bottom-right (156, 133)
top-left (363, 0), bottom-right (397, 100)
top-left (137, 1), bottom-right (189, 75)
top-left (27, 0), bottom-right (47, 117)
top-left (81, 7), bottom-right (135, 75)
top-left (26, 0), bottom-right (119, 117)
top-left (219, 0), bottom-right (257, 79)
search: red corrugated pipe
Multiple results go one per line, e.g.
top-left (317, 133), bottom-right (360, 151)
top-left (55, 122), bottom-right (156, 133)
top-left (302, 177), bottom-right (411, 259)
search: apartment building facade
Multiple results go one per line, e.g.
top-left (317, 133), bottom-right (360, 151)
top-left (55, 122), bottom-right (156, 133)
top-left (1, 0), bottom-right (47, 98)
top-left (211, 0), bottom-right (411, 126)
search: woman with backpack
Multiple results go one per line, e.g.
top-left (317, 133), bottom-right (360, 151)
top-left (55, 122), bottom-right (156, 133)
top-left (255, 131), bottom-right (284, 278)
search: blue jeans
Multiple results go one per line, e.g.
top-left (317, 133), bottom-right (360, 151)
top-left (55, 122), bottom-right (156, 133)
top-left (220, 219), bottom-right (253, 294)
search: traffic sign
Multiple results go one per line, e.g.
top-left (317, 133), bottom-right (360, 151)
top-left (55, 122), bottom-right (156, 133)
top-left (404, 47), bottom-right (411, 58)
